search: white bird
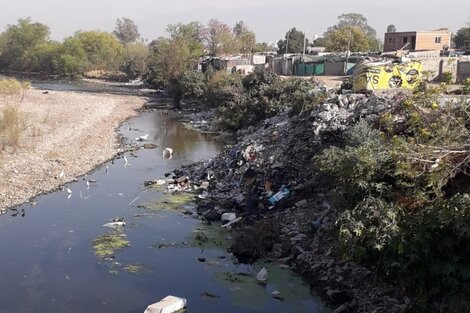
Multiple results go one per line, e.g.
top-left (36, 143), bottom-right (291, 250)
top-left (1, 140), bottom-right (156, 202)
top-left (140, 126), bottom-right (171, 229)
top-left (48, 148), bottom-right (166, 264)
top-left (86, 181), bottom-right (90, 189)
top-left (105, 165), bottom-right (109, 173)
top-left (124, 155), bottom-right (129, 167)
top-left (67, 188), bottom-right (72, 199)
top-left (163, 148), bottom-right (173, 159)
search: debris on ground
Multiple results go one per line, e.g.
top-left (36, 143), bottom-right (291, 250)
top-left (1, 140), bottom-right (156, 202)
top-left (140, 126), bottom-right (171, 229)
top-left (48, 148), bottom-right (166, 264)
top-left (160, 89), bottom-right (415, 312)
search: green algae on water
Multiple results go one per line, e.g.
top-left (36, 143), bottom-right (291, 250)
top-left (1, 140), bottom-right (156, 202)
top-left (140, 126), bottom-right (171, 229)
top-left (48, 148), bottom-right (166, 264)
top-left (123, 263), bottom-right (151, 274)
top-left (141, 192), bottom-right (195, 211)
top-left (92, 233), bottom-right (130, 260)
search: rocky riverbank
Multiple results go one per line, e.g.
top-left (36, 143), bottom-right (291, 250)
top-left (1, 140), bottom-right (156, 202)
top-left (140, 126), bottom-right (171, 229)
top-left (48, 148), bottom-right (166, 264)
top-left (0, 88), bottom-right (147, 211)
top-left (162, 91), bottom-right (412, 312)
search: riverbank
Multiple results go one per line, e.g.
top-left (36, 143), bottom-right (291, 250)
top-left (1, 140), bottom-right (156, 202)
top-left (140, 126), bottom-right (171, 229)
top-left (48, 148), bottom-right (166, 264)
top-left (0, 87), bottom-right (147, 210)
top-left (164, 91), bottom-right (411, 313)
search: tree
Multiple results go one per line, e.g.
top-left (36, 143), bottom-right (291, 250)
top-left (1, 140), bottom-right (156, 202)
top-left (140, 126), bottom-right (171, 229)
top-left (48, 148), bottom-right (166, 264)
top-left (72, 31), bottom-right (124, 71)
top-left (253, 42), bottom-right (275, 53)
top-left (145, 22), bottom-right (205, 104)
top-left (277, 28), bottom-right (308, 54)
top-left (121, 43), bottom-right (149, 79)
top-left (336, 13), bottom-right (376, 38)
top-left (233, 21), bottom-right (256, 53)
top-left (454, 27), bottom-right (470, 50)
top-left (387, 24), bottom-right (397, 33)
top-left (114, 18), bottom-right (140, 44)
top-left (55, 37), bottom-right (88, 76)
top-left (0, 18), bottom-right (50, 71)
top-left (324, 25), bottom-right (370, 52)
top-left (201, 19), bottom-right (237, 56)
top-left (323, 13), bottom-right (376, 52)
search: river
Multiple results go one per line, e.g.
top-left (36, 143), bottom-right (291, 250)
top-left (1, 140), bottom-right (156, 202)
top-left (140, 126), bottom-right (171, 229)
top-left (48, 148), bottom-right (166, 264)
top-left (0, 83), bottom-right (328, 313)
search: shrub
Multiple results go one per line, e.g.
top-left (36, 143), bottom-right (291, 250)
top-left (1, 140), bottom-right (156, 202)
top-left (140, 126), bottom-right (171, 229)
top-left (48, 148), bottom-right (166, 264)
top-left (205, 71), bottom-right (243, 108)
top-left (441, 71), bottom-right (453, 84)
top-left (242, 66), bottom-right (279, 97)
top-left (179, 70), bottom-right (207, 100)
top-left (315, 88), bottom-right (470, 311)
top-left (337, 196), bottom-right (402, 260)
top-left (0, 104), bottom-right (24, 151)
top-left (0, 78), bottom-right (24, 95)
top-left (265, 78), bottom-right (326, 116)
top-left (462, 78), bottom-right (470, 95)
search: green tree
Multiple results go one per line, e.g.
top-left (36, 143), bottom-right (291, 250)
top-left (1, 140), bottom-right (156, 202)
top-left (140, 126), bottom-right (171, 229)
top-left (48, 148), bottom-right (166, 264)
top-left (454, 27), bottom-right (470, 50)
top-left (233, 21), bottom-right (256, 53)
top-left (114, 17), bottom-right (140, 44)
top-left (121, 43), bottom-right (149, 79)
top-left (73, 31), bottom-right (124, 71)
top-left (277, 28), bottom-right (308, 54)
top-left (337, 13), bottom-right (377, 38)
top-left (324, 25), bottom-right (369, 52)
top-left (28, 41), bottom-right (62, 74)
top-left (201, 19), bottom-right (237, 56)
top-left (253, 42), bottom-right (275, 52)
top-left (145, 22), bottom-right (204, 104)
top-left (55, 37), bottom-right (88, 76)
top-left (387, 24), bottom-right (397, 33)
top-left (324, 13), bottom-right (377, 52)
top-left (0, 18), bottom-right (50, 71)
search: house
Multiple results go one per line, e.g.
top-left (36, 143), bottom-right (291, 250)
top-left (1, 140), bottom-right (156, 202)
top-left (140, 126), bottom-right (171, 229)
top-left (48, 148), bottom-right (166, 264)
top-left (200, 56), bottom-right (250, 73)
top-left (383, 29), bottom-right (451, 52)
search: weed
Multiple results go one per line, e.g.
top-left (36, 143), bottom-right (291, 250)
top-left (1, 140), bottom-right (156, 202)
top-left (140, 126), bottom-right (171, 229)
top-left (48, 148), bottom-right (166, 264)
top-left (0, 104), bottom-right (25, 151)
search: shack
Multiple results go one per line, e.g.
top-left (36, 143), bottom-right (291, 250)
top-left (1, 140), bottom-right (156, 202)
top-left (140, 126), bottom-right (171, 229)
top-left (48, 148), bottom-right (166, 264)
top-left (293, 55), bottom-right (363, 77)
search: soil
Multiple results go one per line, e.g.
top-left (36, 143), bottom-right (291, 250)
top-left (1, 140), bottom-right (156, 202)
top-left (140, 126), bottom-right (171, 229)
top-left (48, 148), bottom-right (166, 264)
top-left (0, 88), bottom-right (146, 211)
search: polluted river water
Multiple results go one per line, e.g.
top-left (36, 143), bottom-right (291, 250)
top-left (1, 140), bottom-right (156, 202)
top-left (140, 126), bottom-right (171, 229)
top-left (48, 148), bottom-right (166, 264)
top-left (0, 87), bottom-right (329, 313)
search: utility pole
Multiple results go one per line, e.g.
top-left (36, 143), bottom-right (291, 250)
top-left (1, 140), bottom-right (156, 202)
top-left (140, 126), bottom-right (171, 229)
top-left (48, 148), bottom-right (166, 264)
top-left (344, 28), bottom-right (352, 75)
top-left (285, 30), bottom-right (290, 55)
top-left (303, 31), bottom-right (307, 56)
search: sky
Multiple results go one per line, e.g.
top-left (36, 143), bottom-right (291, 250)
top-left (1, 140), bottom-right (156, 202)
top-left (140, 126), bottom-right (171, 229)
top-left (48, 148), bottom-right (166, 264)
top-left (0, 0), bottom-right (468, 43)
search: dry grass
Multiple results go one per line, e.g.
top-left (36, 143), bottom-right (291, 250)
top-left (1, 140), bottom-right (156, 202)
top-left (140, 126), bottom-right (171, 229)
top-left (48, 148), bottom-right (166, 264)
top-left (0, 78), bottom-right (30, 96)
top-left (0, 105), bottom-right (25, 151)
top-left (0, 78), bottom-right (29, 152)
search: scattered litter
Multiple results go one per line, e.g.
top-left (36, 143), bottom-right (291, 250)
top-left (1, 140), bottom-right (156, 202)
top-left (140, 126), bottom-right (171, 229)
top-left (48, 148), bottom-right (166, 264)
top-left (145, 179), bottom-right (167, 187)
top-left (199, 181), bottom-right (210, 191)
top-left (221, 213), bottom-right (237, 223)
top-left (198, 191), bottom-right (209, 200)
top-left (103, 221), bottom-right (126, 228)
top-left (268, 187), bottom-right (290, 206)
top-left (221, 217), bottom-right (242, 229)
top-left (144, 295), bottom-right (187, 313)
top-left (163, 148), bottom-right (173, 159)
top-left (143, 143), bottom-right (158, 149)
top-left (256, 267), bottom-right (268, 282)
top-left (135, 134), bottom-right (149, 142)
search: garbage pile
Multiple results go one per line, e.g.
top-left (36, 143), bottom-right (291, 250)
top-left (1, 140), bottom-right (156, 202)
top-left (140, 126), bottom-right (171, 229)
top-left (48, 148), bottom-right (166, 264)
top-left (159, 89), bottom-right (411, 313)
top-left (175, 90), bottom-right (409, 220)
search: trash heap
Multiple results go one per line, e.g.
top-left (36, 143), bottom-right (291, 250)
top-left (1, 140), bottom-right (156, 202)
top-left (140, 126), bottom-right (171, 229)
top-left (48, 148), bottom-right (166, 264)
top-left (159, 90), bottom-right (411, 312)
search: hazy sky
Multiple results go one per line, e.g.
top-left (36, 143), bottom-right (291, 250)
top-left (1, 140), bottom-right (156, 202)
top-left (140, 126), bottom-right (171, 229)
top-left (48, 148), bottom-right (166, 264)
top-left (0, 0), bottom-right (468, 43)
